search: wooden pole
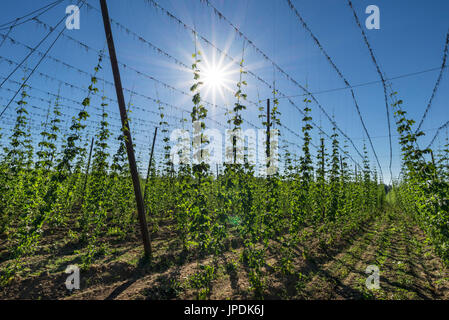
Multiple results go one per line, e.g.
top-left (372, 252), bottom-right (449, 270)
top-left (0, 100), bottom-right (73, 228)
top-left (340, 155), bottom-right (344, 174)
top-left (144, 126), bottom-right (158, 202)
top-left (266, 98), bottom-right (270, 171)
top-left (99, 0), bottom-right (152, 260)
top-left (430, 150), bottom-right (439, 181)
top-left (321, 140), bottom-right (325, 176)
top-left (233, 135), bottom-right (237, 164)
top-left (81, 137), bottom-right (94, 205)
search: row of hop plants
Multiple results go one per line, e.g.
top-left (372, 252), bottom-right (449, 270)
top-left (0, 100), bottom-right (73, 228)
top-left (147, 48), bottom-right (386, 297)
top-left (0, 49), bottom-right (386, 297)
top-left (0, 53), bottom-right (140, 283)
top-left (389, 91), bottom-right (449, 264)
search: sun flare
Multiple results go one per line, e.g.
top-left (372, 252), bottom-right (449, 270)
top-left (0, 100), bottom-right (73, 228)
top-left (203, 66), bottom-right (226, 89)
top-left (199, 56), bottom-right (236, 107)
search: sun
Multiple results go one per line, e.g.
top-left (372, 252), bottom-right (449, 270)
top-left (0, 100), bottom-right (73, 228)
top-left (203, 66), bottom-right (226, 89)
top-left (200, 56), bottom-right (235, 106)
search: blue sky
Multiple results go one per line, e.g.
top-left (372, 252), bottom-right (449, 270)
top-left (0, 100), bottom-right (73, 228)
top-left (0, 0), bottom-right (448, 182)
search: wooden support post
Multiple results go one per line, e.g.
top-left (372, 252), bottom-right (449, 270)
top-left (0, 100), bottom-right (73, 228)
top-left (340, 155), bottom-right (343, 173)
top-left (99, 0), bottom-right (152, 260)
top-left (321, 141), bottom-right (325, 176)
top-left (81, 137), bottom-right (94, 205)
top-left (233, 135), bottom-right (237, 164)
top-left (430, 150), bottom-right (439, 181)
top-left (144, 126), bottom-right (158, 203)
top-left (266, 98), bottom-right (270, 171)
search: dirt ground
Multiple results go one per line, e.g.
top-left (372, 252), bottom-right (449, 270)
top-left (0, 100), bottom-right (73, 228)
top-left (1, 210), bottom-right (449, 300)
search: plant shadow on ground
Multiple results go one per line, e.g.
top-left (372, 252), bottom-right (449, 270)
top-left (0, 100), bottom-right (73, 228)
top-left (2, 211), bottom-right (449, 300)
top-left (263, 216), bottom-right (374, 299)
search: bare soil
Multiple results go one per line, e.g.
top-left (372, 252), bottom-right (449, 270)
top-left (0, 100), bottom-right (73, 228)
top-left (1, 210), bottom-right (449, 300)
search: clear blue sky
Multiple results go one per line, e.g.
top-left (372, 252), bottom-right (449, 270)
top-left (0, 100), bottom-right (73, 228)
top-left (1, 0), bottom-right (448, 182)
